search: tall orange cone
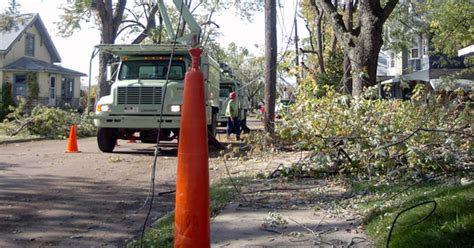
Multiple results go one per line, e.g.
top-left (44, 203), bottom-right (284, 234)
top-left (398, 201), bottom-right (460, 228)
top-left (66, 124), bottom-right (79, 153)
top-left (174, 48), bottom-right (210, 248)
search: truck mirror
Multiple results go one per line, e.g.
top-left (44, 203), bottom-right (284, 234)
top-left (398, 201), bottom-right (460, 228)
top-left (106, 65), bottom-right (112, 81)
top-left (202, 64), bottom-right (209, 80)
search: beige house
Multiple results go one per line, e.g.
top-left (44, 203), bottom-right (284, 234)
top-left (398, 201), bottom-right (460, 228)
top-left (0, 13), bottom-right (86, 108)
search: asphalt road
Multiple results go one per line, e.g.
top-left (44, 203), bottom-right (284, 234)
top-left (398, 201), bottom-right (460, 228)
top-left (0, 137), bottom-right (189, 247)
top-left (0, 116), bottom-right (262, 247)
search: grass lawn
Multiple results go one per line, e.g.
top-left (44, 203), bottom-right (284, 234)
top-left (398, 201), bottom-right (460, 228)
top-left (355, 181), bottom-right (474, 248)
top-left (127, 177), bottom-right (244, 248)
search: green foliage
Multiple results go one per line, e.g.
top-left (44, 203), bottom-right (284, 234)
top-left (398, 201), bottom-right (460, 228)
top-left (361, 182), bottom-right (474, 248)
top-left (386, 0), bottom-right (474, 57)
top-left (1, 98), bottom-right (96, 138)
top-left (0, 0), bottom-right (23, 31)
top-left (0, 82), bottom-right (14, 120)
top-left (127, 213), bottom-right (174, 248)
top-left (278, 90), bottom-right (472, 181)
top-left (427, 0), bottom-right (474, 57)
top-left (26, 72), bottom-right (39, 101)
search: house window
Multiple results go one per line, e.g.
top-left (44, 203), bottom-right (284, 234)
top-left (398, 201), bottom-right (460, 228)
top-left (411, 48), bottom-right (419, 59)
top-left (61, 77), bottom-right (74, 98)
top-left (25, 33), bottom-right (35, 56)
top-left (14, 74), bottom-right (27, 98)
top-left (390, 52), bottom-right (395, 68)
top-left (50, 77), bottom-right (56, 99)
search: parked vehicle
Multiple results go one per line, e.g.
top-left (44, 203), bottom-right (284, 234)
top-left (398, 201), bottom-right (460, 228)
top-left (93, 0), bottom-right (220, 152)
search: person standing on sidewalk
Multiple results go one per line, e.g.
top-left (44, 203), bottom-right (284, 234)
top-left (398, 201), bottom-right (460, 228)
top-left (225, 92), bottom-right (240, 141)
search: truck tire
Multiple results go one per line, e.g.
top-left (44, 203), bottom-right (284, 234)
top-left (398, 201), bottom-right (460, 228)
top-left (208, 111), bottom-right (217, 137)
top-left (97, 128), bottom-right (117, 153)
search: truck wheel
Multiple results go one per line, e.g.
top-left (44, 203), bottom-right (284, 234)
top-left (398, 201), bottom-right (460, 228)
top-left (97, 128), bottom-right (117, 153)
top-left (208, 111), bottom-right (217, 136)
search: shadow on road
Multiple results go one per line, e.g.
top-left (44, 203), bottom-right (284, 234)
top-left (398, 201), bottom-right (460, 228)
top-left (0, 173), bottom-right (175, 247)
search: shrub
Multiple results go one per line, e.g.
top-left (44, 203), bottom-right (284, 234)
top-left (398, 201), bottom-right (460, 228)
top-left (0, 82), bottom-right (14, 120)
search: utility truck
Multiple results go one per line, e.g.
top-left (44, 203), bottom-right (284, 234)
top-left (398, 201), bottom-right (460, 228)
top-left (217, 78), bottom-right (249, 127)
top-left (93, 0), bottom-right (220, 152)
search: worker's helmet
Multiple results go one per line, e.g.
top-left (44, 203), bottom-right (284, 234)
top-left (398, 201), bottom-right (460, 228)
top-left (229, 92), bottom-right (237, 99)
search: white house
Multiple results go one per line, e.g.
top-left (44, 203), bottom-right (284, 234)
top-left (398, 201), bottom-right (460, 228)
top-left (377, 30), bottom-right (473, 99)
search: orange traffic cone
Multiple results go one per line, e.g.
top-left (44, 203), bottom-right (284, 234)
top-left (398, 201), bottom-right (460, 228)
top-left (174, 48), bottom-right (210, 248)
top-left (66, 124), bottom-right (79, 153)
top-left (127, 139), bottom-right (136, 143)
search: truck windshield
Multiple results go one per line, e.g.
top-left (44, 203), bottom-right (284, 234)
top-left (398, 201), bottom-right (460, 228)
top-left (118, 60), bottom-right (186, 80)
top-left (219, 86), bottom-right (233, 98)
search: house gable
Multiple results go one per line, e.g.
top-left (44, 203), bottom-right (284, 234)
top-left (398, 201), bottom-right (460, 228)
top-left (0, 14), bottom-right (61, 67)
top-left (0, 14), bottom-right (85, 110)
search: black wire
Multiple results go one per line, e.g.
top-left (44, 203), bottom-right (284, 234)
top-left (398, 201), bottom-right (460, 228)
top-left (139, 2), bottom-right (185, 247)
top-left (386, 200), bottom-right (437, 248)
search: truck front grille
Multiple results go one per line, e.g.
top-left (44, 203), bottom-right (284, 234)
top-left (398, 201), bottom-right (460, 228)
top-left (117, 87), bottom-right (163, 105)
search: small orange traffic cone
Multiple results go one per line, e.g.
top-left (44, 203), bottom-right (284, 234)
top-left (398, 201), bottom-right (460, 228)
top-left (66, 124), bottom-right (79, 153)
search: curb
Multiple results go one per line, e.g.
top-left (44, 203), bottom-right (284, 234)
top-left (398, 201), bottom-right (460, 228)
top-left (0, 137), bottom-right (47, 145)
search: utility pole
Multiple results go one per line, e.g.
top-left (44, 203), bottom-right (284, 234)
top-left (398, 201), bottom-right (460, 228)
top-left (294, 12), bottom-right (300, 85)
top-left (264, 0), bottom-right (277, 136)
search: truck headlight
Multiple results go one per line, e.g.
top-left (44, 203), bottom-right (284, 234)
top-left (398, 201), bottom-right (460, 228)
top-left (97, 104), bottom-right (110, 112)
top-left (170, 105), bottom-right (181, 112)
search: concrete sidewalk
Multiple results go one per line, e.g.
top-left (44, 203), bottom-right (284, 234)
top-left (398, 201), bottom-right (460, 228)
top-left (210, 191), bottom-right (372, 247)
top-left (209, 150), bottom-right (373, 247)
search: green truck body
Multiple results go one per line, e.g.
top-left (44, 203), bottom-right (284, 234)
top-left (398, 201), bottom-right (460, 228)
top-left (94, 44), bottom-right (220, 152)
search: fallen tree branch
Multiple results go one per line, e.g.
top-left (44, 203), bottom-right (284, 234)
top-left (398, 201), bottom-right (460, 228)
top-left (11, 117), bottom-right (34, 136)
top-left (244, 186), bottom-right (318, 194)
top-left (288, 217), bottom-right (319, 238)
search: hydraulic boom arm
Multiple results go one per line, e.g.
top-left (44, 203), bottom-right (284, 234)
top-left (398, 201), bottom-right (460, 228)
top-left (157, 0), bottom-right (201, 47)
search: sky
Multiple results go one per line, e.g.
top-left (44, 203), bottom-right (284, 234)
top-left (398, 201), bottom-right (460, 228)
top-left (3, 0), bottom-right (305, 86)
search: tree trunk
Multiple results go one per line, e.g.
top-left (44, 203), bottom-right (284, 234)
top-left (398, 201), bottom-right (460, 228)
top-left (315, 7), bottom-right (325, 74)
top-left (343, 54), bottom-right (352, 94)
top-left (315, 0), bottom-right (398, 97)
top-left (95, 0), bottom-right (127, 99)
top-left (264, 0), bottom-right (277, 136)
top-left (343, 0), bottom-right (353, 95)
top-left (98, 52), bottom-right (112, 97)
top-left (131, 4), bottom-right (159, 44)
top-left (330, 0), bottom-right (338, 53)
top-left (349, 2), bottom-right (385, 97)
top-left (294, 15), bottom-right (300, 84)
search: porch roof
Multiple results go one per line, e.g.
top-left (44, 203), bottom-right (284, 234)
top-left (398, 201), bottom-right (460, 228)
top-left (1, 57), bottom-right (86, 77)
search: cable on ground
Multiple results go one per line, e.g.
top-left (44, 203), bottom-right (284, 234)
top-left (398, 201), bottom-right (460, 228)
top-left (386, 200), bottom-right (437, 248)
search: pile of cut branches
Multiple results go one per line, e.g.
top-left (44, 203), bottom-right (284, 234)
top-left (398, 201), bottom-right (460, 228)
top-left (277, 88), bottom-right (472, 182)
top-left (1, 97), bottom-right (96, 138)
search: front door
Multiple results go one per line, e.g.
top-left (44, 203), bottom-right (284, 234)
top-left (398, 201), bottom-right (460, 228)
top-left (49, 76), bottom-right (56, 106)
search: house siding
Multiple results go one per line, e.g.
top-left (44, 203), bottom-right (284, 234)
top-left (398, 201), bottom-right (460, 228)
top-left (38, 72), bottom-right (49, 99)
top-left (1, 71), bottom-right (81, 108)
top-left (3, 24), bottom-right (52, 66)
